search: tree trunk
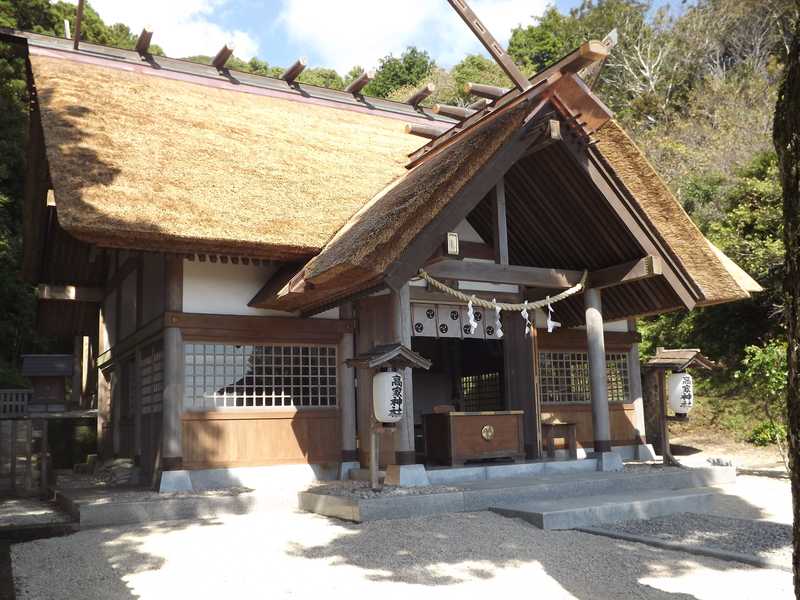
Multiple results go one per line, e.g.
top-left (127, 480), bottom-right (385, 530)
top-left (774, 16), bottom-right (800, 598)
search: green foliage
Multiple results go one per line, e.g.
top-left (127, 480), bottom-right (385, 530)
top-left (363, 47), bottom-right (434, 98)
top-left (748, 420), bottom-right (787, 446)
top-left (450, 54), bottom-right (512, 103)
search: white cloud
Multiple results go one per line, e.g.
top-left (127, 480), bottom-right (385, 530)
top-left (74, 0), bottom-right (259, 59)
top-left (277, 0), bottom-right (547, 72)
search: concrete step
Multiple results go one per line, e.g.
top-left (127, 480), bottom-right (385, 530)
top-left (489, 487), bottom-right (717, 530)
top-left (459, 466), bottom-right (734, 511)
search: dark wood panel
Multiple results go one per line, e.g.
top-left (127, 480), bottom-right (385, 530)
top-left (181, 409), bottom-right (340, 467)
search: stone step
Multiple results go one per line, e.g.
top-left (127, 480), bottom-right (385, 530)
top-left (459, 466), bottom-right (734, 511)
top-left (489, 487), bottom-right (717, 530)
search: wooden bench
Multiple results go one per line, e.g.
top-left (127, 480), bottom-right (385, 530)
top-left (542, 422), bottom-right (578, 460)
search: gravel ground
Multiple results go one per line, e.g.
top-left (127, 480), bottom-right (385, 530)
top-left (11, 508), bottom-right (792, 600)
top-left (307, 480), bottom-right (461, 499)
top-left (604, 512), bottom-right (792, 567)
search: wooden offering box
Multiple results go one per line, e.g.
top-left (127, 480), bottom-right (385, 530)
top-left (423, 410), bottom-right (525, 466)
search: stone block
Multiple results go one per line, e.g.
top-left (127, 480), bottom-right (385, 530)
top-left (384, 464), bottom-right (430, 486)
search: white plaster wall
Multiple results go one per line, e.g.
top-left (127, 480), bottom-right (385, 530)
top-left (182, 260), bottom-right (339, 318)
top-left (183, 260), bottom-right (292, 317)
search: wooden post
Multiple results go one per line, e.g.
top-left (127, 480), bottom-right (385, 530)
top-left (585, 288), bottom-right (612, 453)
top-left (339, 303), bottom-right (358, 463)
top-left (40, 418), bottom-right (48, 493)
top-left (25, 420), bottom-right (32, 492)
top-left (392, 285), bottom-right (416, 465)
top-left (71, 336), bottom-right (82, 408)
top-left (161, 255), bottom-right (184, 471)
top-left (73, 0), bottom-right (84, 50)
top-left (370, 426), bottom-right (381, 491)
top-left (530, 326), bottom-right (543, 458)
top-left (503, 313), bottom-right (538, 458)
top-left (492, 179), bottom-right (509, 265)
top-left (643, 368), bottom-right (662, 453)
top-left (628, 335), bottom-right (647, 454)
top-left (10, 419), bottom-right (17, 491)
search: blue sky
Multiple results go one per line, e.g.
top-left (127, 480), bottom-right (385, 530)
top-left (82, 0), bottom-right (689, 74)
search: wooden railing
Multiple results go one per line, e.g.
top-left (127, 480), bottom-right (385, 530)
top-left (0, 389), bottom-right (31, 418)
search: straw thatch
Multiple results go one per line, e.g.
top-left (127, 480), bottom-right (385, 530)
top-left (31, 54), bottom-right (422, 258)
top-left (301, 94), bottom-right (537, 289)
top-left (592, 119), bottom-right (759, 305)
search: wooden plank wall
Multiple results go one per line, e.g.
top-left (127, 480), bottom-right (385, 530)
top-left (181, 409), bottom-right (341, 468)
top-left (541, 403), bottom-right (638, 449)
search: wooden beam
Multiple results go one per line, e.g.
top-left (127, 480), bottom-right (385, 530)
top-left (345, 70), bottom-right (374, 95)
top-left (248, 262), bottom-right (304, 307)
top-left (404, 123), bottom-right (449, 139)
top-left (212, 44), bottom-right (235, 70)
top-left (281, 57), bottom-right (307, 83)
top-left (37, 284), bottom-right (104, 303)
top-left (134, 28), bottom-right (153, 55)
top-left (465, 82), bottom-right (509, 99)
top-left (407, 83), bottom-right (435, 106)
top-left (433, 103), bottom-right (476, 120)
top-left (424, 259), bottom-right (582, 289)
top-left (73, 0), bottom-right (85, 51)
top-left (589, 256), bottom-right (662, 289)
top-left (447, 0), bottom-right (530, 91)
top-left (492, 179), bottom-right (509, 265)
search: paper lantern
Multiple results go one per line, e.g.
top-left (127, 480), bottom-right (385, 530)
top-left (668, 372), bottom-right (694, 414)
top-left (373, 371), bottom-right (403, 423)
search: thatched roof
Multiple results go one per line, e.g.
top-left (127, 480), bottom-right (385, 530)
top-left (30, 53), bottom-right (426, 259)
top-left (591, 119), bottom-right (762, 306)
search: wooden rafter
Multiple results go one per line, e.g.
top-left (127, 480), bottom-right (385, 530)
top-left (447, 0), bottom-right (530, 91)
top-left (135, 28), bottom-right (153, 55)
top-left (405, 123), bottom-right (450, 139)
top-left (281, 58), bottom-right (307, 83)
top-left (407, 83), bottom-right (435, 106)
top-left (433, 103), bottom-right (476, 120)
top-left (465, 82), bottom-right (509, 99)
top-left (73, 0), bottom-right (85, 51)
top-left (212, 45), bottom-right (234, 70)
top-left (345, 70), bottom-right (374, 95)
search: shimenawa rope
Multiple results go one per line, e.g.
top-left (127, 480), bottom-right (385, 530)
top-left (417, 268), bottom-right (588, 311)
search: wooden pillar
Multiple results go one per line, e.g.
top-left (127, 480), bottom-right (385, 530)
top-left (503, 314), bottom-right (539, 458)
top-left (97, 368), bottom-right (112, 459)
top-left (492, 178), bottom-right (509, 265)
top-left (161, 255), bottom-right (183, 471)
top-left (40, 418), bottom-right (48, 493)
top-left (87, 332), bottom-right (98, 409)
top-left (71, 336), bottom-right (82, 408)
top-left (392, 284), bottom-right (416, 465)
top-left (628, 337), bottom-right (646, 445)
top-left (339, 303), bottom-right (358, 462)
top-left (10, 419), bottom-right (17, 491)
top-left (643, 368), bottom-right (662, 453)
top-left (25, 420), bottom-right (32, 491)
top-left (585, 288), bottom-right (612, 452)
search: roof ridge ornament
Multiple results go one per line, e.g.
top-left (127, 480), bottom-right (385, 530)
top-left (447, 0), bottom-right (531, 92)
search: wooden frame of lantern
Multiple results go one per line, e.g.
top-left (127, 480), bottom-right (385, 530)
top-left (643, 348), bottom-right (715, 467)
top-left (347, 343), bottom-right (431, 491)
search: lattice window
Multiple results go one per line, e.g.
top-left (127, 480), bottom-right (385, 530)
top-left (539, 351), bottom-right (629, 404)
top-left (140, 341), bottom-right (163, 414)
top-left (183, 343), bottom-right (337, 410)
top-left (461, 372), bottom-right (503, 412)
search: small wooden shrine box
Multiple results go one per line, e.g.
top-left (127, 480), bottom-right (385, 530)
top-left (423, 410), bottom-right (525, 466)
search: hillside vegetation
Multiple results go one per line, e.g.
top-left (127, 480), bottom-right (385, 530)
top-left (0, 0), bottom-right (795, 445)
